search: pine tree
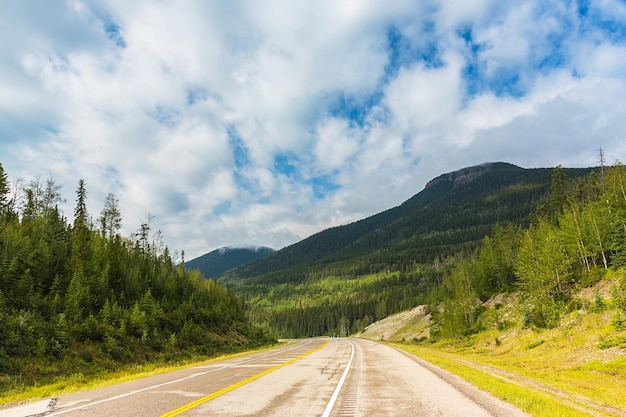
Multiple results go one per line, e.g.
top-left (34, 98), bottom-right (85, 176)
top-left (70, 179), bottom-right (92, 275)
top-left (550, 166), bottom-right (570, 219)
top-left (74, 179), bottom-right (88, 227)
top-left (0, 162), bottom-right (10, 215)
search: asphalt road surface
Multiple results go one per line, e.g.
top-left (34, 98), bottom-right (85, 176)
top-left (1, 338), bottom-right (528, 417)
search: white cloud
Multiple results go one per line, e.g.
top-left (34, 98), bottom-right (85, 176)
top-left (1, 0), bottom-right (626, 259)
top-left (383, 52), bottom-right (463, 149)
top-left (314, 118), bottom-right (360, 170)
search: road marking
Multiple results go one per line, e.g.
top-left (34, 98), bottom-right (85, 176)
top-left (42, 340), bottom-right (314, 416)
top-left (321, 340), bottom-right (355, 417)
top-left (160, 339), bottom-right (329, 417)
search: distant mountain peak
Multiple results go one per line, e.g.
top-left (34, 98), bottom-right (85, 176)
top-left (424, 162), bottom-right (516, 190)
top-left (220, 245), bottom-right (273, 253)
top-left (186, 246), bottom-right (275, 278)
top-left (221, 161), bottom-right (594, 285)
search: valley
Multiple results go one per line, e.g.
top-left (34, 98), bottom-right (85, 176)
top-left (186, 159), bottom-right (626, 416)
top-left (4, 160), bottom-right (626, 417)
top-left (215, 162), bottom-right (596, 339)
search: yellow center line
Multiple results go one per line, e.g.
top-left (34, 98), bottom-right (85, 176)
top-left (160, 339), bottom-right (329, 417)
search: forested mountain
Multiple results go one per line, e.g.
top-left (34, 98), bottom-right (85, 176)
top-left (0, 162), bottom-right (272, 395)
top-left (220, 162), bottom-right (594, 338)
top-left (223, 163), bottom-right (590, 284)
top-left (185, 246), bottom-right (275, 278)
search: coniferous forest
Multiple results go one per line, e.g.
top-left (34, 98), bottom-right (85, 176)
top-left (4, 155), bottom-right (626, 394)
top-left (222, 158), bottom-right (626, 341)
top-left (0, 162), bottom-right (272, 394)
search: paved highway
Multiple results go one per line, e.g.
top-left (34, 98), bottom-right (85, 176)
top-left (1, 338), bottom-right (528, 417)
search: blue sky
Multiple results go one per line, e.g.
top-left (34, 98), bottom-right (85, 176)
top-left (1, 0), bottom-right (626, 259)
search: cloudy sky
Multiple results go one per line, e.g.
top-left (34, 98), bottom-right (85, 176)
top-left (2, 0), bottom-right (626, 259)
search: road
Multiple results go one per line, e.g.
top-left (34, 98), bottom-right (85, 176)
top-left (1, 338), bottom-right (528, 417)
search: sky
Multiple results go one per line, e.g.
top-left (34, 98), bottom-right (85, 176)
top-left (2, 0), bottom-right (626, 260)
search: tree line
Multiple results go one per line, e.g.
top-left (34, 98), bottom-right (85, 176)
top-left (242, 268), bottom-right (439, 338)
top-left (0, 162), bottom-right (272, 392)
top-left (232, 157), bottom-right (626, 340)
top-left (435, 157), bottom-right (626, 337)
top-left (226, 163), bottom-right (591, 285)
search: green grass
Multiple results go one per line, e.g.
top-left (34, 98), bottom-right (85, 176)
top-left (393, 344), bottom-right (599, 417)
top-left (390, 306), bottom-right (626, 416)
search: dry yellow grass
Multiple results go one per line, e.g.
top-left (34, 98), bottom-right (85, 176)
top-left (363, 278), bottom-right (626, 416)
top-left (357, 305), bottom-right (430, 341)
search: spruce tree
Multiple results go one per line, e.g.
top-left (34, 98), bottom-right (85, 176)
top-left (0, 162), bottom-right (9, 215)
top-left (70, 179), bottom-right (92, 275)
top-left (549, 165), bottom-right (570, 219)
top-left (74, 179), bottom-right (88, 227)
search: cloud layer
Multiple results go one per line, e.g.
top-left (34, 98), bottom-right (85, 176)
top-left (1, 0), bottom-right (625, 258)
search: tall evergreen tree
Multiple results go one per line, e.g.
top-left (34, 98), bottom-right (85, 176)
top-left (74, 179), bottom-right (88, 228)
top-left (71, 179), bottom-right (91, 275)
top-left (550, 165), bottom-right (570, 219)
top-left (0, 162), bottom-right (10, 215)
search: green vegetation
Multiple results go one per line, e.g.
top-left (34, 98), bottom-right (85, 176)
top-left (392, 296), bottom-right (626, 416)
top-left (241, 269), bottom-right (437, 338)
top-left (370, 155), bottom-right (626, 416)
top-left (394, 343), bottom-right (608, 417)
top-left (432, 162), bottom-right (626, 339)
top-left (228, 157), bottom-right (626, 349)
top-left (0, 162), bottom-right (273, 399)
top-left (221, 162), bottom-right (592, 338)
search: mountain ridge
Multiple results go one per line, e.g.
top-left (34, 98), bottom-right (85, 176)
top-left (186, 246), bottom-right (275, 278)
top-left (423, 162), bottom-right (496, 189)
top-left (221, 162), bottom-right (590, 285)
top-left (216, 161), bottom-right (596, 338)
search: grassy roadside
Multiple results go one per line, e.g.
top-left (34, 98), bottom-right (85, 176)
top-left (393, 343), bottom-right (611, 417)
top-left (0, 341), bottom-right (287, 407)
top-left (389, 307), bottom-right (626, 417)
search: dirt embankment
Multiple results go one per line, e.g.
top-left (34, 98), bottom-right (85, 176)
top-left (357, 305), bottom-right (430, 342)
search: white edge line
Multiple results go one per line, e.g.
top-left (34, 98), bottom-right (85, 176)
top-left (321, 340), bottom-right (355, 417)
top-left (44, 340), bottom-right (313, 416)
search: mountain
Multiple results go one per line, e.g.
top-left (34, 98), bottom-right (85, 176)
top-left (221, 162), bottom-right (590, 285)
top-left (186, 246), bottom-right (275, 278)
top-left (219, 162), bottom-right (594, 338)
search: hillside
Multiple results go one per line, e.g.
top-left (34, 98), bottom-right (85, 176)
top-left (0, 162), bottom-right (274, 398)
top-left (221, 162), bottom-right (593, 338)
top-left (186, 246), bottom-right (274, 278)
top-left (379, 278), bottom-right (626, 416)
top-left (357, 305), bottom-right (430, 342)
top-left (223, 162), bottom-right (590, 285)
